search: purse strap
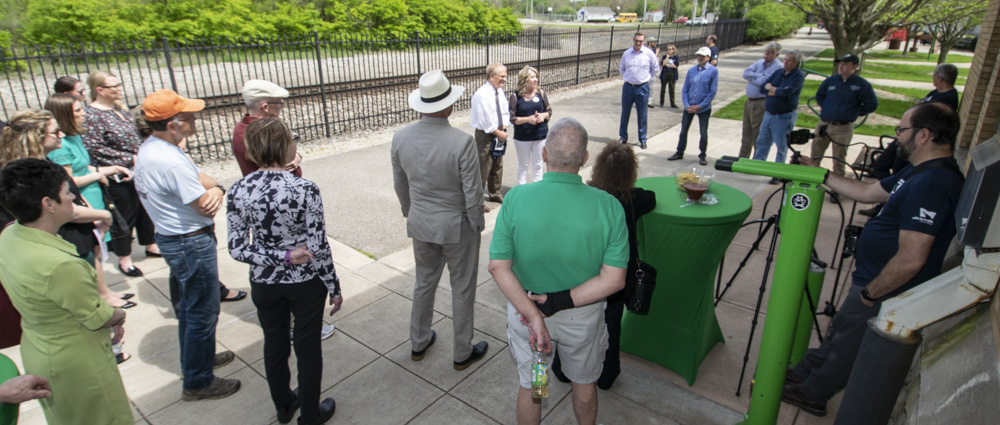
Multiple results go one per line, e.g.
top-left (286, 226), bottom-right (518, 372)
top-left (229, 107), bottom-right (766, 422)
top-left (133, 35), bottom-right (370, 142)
top-left (627, 198), bottom-right (645, 279)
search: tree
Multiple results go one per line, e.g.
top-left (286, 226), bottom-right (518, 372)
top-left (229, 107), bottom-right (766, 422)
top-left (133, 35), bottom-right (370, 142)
top-left (786, 0), bottom-right (931, 63)
top-left (910, 0), bottom-right (988, 63)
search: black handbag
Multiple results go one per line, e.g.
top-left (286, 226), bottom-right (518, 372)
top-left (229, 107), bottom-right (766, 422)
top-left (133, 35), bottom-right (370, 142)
top-left (625, 201), bottom-right (657, 314)
top-left (101, 185), bottom-right (130, 241)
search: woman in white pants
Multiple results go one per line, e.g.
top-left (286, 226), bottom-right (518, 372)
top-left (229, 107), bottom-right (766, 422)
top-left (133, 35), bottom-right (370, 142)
top-left (508, 66), bottom-right (552, 184)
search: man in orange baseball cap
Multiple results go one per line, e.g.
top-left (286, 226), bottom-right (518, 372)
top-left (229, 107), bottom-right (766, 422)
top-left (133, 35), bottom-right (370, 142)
top-left (134, 89), bottom-right (242, 402)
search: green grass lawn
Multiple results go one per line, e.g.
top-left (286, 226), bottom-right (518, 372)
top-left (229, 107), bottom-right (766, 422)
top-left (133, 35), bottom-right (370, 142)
top-left (802, 59), bottom-right (967, 85)
top-left (712, 80), bottom-right (956, 137)
top-left (815, 48), bottom-right (974, 64)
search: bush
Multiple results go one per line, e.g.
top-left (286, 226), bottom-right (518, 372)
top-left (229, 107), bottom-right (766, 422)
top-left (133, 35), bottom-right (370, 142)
top-left (745, 3), bottom-right (804, 42)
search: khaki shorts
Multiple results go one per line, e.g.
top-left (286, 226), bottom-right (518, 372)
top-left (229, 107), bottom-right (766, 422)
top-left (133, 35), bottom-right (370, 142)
top-left (506, 301), bottom-right (608, 388)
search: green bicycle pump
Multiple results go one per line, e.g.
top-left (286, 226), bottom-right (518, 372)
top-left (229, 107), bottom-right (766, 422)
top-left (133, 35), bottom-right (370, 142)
top-left (714, 156), bottom-right (829, 425)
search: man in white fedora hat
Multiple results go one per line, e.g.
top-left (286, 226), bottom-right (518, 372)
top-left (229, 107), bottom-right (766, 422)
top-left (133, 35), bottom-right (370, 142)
top-left (391, 69), bottom-right (489, 370)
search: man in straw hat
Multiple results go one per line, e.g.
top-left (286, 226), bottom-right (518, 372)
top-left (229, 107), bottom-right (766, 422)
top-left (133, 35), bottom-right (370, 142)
top-left (134, 89), bottom-right (240, 401)
top-left (391, 69), bottom-right (489, 370)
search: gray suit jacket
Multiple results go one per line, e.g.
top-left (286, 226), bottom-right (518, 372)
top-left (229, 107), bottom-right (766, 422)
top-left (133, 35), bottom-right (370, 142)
top-left (391, 116), bottom-right (485, 244)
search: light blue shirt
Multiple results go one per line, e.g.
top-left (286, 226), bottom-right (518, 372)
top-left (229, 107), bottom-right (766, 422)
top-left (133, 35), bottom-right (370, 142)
top-left (742, 58), bottom-right (784, 99)
top-left (681, 64), bottom-right (719, 111)
top-left (619, 46), bottom-right (660, 85)
top-left (134, 136), bottom-right (213, 236)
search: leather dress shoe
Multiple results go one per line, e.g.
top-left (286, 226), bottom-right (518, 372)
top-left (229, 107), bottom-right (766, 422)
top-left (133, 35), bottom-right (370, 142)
top-left (221, 290), bottom-right (247, 302)
top-left (619, 138), bottom-right (627, 144)
top-left (120, 301), bottom-right (137, 309)
top-left (120, 293), bottom-right (135, 300)
top-left (277, 388), bottom-right (300, 424)
top-left (119, 264), bottom-right (143, 277)
top-left (640, 141), bottom-right (647, 149)
top-left (411, 330), bottom-right (436, 361)
top-left (667, 152), bottom-right (683, 161)
top-left (144, 249), bottom-right (162, 258)
top-left (781, 383), bottom-right (827, 417)
top-left (299, 397), bottom-right (335, 425)
top-left (454, 341), bottom-right (488, 370)
top-left (698, 157), bottom-right (708, 166)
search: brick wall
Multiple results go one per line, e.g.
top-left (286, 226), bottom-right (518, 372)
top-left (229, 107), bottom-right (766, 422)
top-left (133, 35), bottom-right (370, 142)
top-left (959, 0), bottom-right (1000, 151)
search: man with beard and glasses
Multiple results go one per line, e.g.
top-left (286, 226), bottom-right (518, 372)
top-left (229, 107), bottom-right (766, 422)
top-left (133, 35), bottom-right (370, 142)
top-left (781, 102), bottom-right (964, 417)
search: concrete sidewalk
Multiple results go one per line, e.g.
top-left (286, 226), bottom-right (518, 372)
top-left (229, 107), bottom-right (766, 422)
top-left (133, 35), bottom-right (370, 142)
top-left (4, 28), bottom-right (877, 424)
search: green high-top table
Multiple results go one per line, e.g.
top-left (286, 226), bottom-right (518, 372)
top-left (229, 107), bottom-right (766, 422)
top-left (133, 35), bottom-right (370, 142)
top-left (620, 176), bottom-right (752, 385)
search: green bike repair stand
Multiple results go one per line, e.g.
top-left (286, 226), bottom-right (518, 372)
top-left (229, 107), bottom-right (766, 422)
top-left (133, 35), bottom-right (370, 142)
top-left (714, 156), bottom-right (829, 425)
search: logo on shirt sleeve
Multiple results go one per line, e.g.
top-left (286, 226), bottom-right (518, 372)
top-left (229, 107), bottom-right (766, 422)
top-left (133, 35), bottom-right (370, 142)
top-left (913, 208), bottom-right (937, 225)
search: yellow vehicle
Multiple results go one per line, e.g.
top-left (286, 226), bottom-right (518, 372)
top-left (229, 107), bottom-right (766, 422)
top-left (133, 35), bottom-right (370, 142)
top-left (616, 13), bottom-right (637, 23)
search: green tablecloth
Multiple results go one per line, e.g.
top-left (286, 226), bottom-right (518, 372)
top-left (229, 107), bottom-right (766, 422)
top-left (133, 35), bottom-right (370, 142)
top-left (0, 353), bottom-right (19, 425)
top-left (620, 176), bottom-right (752, 385)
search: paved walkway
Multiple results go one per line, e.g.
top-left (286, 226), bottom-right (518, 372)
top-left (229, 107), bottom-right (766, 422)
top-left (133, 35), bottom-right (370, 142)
top-left (4, 28), bottom-right (878, 425)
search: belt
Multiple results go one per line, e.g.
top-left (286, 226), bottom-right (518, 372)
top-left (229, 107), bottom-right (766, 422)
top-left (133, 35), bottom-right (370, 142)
top-left (157, 225), bottom-right (214, 239)
top-left (826, 121), bottom-right (852, 126)
top-left (747, 97), bottom-right (766, 101)
top-left (625, 81), bottom-right (648, 87)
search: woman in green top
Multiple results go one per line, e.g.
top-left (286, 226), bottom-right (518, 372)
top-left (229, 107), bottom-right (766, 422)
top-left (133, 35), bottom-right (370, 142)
top-left (0, 158), bottom-right (132, 425)
top-left (45, 94), bottom-right (130, 212)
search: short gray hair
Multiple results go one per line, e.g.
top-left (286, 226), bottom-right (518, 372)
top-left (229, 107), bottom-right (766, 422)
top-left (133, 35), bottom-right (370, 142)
top-left (785, 50), bottom-right (803, 65)
top-left (545, 118), bottom-right (588, 169)
top-left (765, 41), bottom-right (781, 55)
top-left (934, 63), bottom-right (958, 86)
top-left (245, 98), bottom-right (266, 110)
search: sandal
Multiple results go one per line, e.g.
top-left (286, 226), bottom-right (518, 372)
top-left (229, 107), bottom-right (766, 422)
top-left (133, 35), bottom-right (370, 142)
top-left (116, 352), bottom-right (132, 364)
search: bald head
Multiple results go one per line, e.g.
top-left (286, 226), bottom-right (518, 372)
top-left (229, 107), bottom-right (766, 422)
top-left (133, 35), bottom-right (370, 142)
top-left (544, 118), bottom-right (589, 172)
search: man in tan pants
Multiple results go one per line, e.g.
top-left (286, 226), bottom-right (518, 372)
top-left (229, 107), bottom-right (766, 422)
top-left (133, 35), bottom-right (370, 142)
top-left (810, 54), bottom-right (878, 177)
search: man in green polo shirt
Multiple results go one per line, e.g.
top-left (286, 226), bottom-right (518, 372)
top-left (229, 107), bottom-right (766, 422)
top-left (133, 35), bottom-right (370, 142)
top-left (489, 117), bottom-right (628, 425)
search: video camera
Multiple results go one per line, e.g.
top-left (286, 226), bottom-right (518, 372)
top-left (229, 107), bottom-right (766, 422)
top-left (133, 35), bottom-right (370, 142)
top-left (784, 126), bottom-right (826, 165)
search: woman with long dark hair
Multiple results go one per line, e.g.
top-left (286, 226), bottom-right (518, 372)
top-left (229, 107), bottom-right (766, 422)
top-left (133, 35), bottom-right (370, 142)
top-left (550, 142), bottom-right (656, 390)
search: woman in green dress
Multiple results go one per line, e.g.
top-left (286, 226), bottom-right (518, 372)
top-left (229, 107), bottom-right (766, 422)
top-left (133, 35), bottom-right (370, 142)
top-left (0, 157), bottom-right (132, 425)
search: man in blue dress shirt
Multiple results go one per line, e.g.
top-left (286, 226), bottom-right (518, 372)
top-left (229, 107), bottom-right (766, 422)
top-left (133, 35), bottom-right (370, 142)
top-left (810, 54), bottom-right (878, 177)
top-left (668, 46), bottom-right (718, 166)
top-left (618, 31), bottom-right (660, 149)
top-left (754, 50), bottom-right (805, 173)
top-left (739, 41), bottom-right (784, 158)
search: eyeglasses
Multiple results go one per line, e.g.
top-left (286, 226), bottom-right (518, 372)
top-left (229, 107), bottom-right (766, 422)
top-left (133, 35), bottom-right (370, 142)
top-left (45, 128), bottom-right (62, 137)
top-left (894, 126), bottom-right (921, 136)
top-left (100, 83), bottom-right (122, 89)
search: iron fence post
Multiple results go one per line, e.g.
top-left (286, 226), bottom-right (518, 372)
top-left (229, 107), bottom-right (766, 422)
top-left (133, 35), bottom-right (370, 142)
top-left (161, 37), bottom-right (177, 92)
top-left (536, 27), bottom-right (543, 70)
top-left (415, 32), bottom-right (421, 75)
top-left (575, 27), bottom-right (582, 85)
top-left (486, 29), bottom-right (490, 66)
top-left (314, 31), bottom-right (331, 138)
top-left (607, 26), bottom-right (614, 78)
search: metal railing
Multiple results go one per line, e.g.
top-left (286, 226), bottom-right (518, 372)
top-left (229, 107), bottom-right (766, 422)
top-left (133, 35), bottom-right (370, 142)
top-left (0, 21), bottom-right (746, 163)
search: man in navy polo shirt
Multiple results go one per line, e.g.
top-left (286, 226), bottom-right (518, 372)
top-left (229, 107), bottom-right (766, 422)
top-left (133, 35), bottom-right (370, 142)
top-left (783, 102), bottom-right (964, 417)
top-left (810, 54), bottom-right (878, 177)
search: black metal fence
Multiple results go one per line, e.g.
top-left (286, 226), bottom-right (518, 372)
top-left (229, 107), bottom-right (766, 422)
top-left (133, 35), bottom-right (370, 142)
top-left (0, 21), bottom-right (746, 163)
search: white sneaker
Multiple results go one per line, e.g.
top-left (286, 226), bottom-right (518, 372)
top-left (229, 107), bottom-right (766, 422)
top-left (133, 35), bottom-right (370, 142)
top-left (290, 324), bottom-right (336, 341)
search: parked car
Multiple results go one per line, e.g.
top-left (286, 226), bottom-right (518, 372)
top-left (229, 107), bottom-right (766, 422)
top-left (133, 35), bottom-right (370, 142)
top-left (673, 16), bottom-right (689, 24)
top-left (686, 17), bottom-right (702, 26)
top-left (956, 35), bottom-right (978, 51)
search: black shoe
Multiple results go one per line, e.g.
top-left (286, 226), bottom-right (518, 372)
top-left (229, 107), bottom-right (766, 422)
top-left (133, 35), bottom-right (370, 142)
top-left (454, 341), bottom-right (488, 370)
top-left (120, 293), bottom-right (135, 300)
top-left (411, 330), bottom-right (436, 361)
top-left (144, 250), bottom-right (162, 258)
top-left (277, 389), bottom-right (299, 424)
top-left (785, 367), bottom-right (801, 386)
top-left (115, 352), bottom-right (131, 364)
top-left (698, 157), bottom-right (708, 166)
top-left (619, 138), bottom-right (627, 144)
top-left (659, 103), bottom-right (665, 107)
top-left (671, 104), bottom-right (678, 109)
top-left (119, 264), bottom-right (143, 277)
top-left (221, 289), bottom-right (247, 302)
top-left (213, 351), bottom-right (235, 369)
top-left (781, 383), bottom-right (827, 417)
top-left (299, 397), bottom-right (335, 425)
top-left (120, 301), bottom-right (137, 309)
top-left (768, 177), bottom-right (782, 185)
top-left (667, 152), bottom-right (684, 161)
top-left (640, 141), bottom-right (647, 149)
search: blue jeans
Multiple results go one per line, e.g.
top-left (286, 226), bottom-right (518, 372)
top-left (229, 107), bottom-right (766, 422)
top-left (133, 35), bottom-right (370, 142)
top-left (156, 231), bottom-right (221, 390)
top-left (753, 110), bottom-right (797, 163)
top-left (619, 82), bottom-right (650, 143)
top-left (676, 108), bottom-right (711, 157)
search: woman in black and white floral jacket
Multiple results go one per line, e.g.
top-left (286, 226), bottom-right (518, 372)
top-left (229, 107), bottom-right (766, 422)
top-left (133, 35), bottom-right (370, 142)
top-left (226, 117), bottom-right (341, 424)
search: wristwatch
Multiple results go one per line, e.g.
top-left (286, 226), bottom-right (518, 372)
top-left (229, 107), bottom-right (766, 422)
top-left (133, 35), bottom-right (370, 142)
top-left (215, 184), bottom-right (226, 194)
top-left (860, 287), bottom-right (877, 302)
